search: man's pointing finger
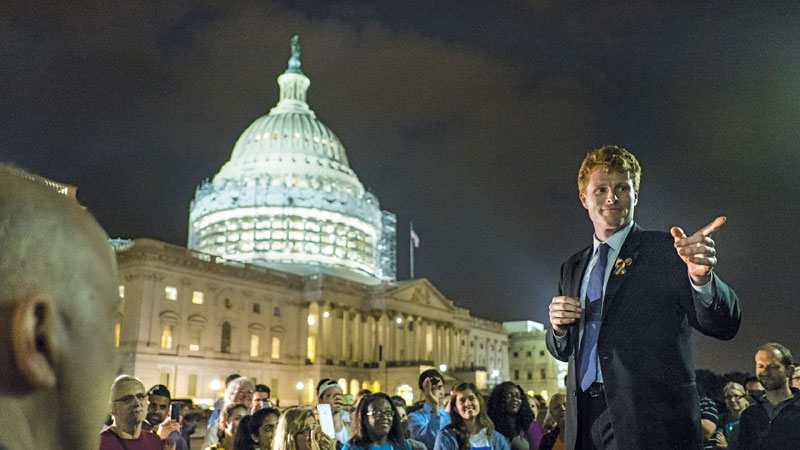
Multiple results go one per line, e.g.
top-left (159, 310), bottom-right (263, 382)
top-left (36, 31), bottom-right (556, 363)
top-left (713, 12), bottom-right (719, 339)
top-left (699, 216), bottom-right (726, 237)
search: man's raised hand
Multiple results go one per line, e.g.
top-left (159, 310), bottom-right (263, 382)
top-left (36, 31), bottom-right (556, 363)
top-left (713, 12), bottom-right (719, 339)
top-left (671, 216), bottom-right (726, 285)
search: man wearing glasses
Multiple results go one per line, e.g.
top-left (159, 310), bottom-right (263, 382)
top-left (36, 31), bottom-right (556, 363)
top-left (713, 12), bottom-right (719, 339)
top-left (202, 376), bottom-right (255, 448)
top-left (408, 369), bottom-right (450, 450)
top-left (100, 375), bottom-right (175, 449)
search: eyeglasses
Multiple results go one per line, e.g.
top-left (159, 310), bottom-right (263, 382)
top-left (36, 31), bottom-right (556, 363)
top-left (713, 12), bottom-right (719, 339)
top-left (114, 393), bottom-right (148, 404)
top-left (723, 394), bottom-right (744, 401)
top-left (366, 409), bottom-right (394, 419)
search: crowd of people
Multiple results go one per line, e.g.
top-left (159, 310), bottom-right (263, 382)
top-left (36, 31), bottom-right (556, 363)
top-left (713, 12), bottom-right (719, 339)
top-left (91, 353), bottom-right (799, 450)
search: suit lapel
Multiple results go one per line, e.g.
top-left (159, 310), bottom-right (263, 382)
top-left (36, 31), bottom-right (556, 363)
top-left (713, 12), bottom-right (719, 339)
top-left (569, 247), bottom-right (592, 298)
top-left (602, 223), bottom-right (642, 321)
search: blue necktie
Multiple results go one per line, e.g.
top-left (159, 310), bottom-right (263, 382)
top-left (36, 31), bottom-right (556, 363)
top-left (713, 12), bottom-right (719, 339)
top-left (579, 243), bottom-right (610, 391)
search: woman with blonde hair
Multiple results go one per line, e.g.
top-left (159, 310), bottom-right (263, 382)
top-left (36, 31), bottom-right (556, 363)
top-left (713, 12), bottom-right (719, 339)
top-left (538, 394), bottom-right (566, 450)
top-left (206, 403), bottom-right (249, 450)
top-left (433, 382), bottom-right (509, 450)
top-left (273, 406), bottom-right (336, 450)
top-left (720, 381), bottom-right (751, 450)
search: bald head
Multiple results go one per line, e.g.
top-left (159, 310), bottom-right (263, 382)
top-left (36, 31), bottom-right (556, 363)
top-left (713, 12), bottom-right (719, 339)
top-left (0, 164), bottom-right (119, 450)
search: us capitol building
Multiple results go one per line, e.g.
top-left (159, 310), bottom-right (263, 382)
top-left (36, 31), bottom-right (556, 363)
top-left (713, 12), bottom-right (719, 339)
top-left (113, 37), bottom-right (510, 405)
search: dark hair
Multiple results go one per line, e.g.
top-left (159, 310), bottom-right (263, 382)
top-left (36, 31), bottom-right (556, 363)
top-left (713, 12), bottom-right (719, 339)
top-left (147, 384), bottom-right (171, 402)
top-left (390, 396), bottom-right (406, 408)
top-left (256, 384), bottom-right (271, 395)
top-left (349, 393), bottom-right (405, 450)
top-left (487, 382), bottom-right (533, 440)
top-left (234, 408), bottom-right (281, 450)
top-left (446, 382), bottom-right (494, 450)
top-left (744, 376), bottom-right (761, 388)
top-left (758, 342), bottom-right (794, 368)
top-left (418, 369), bottom-right (443, 389)
top-left (226, 374), bottom-right (243, 386)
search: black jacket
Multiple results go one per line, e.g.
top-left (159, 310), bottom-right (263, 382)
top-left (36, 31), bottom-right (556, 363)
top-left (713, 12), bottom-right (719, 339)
top-left (738, 387), bottom-right (800, 450)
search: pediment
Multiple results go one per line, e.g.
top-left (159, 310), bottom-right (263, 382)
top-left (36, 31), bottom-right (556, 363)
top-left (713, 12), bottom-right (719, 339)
top-left (383, 278), bottom-right (456, 312)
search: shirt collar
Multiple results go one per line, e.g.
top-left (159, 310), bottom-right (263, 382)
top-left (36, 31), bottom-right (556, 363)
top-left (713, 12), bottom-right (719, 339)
top-left (593, 220), bottom-right (634, 254)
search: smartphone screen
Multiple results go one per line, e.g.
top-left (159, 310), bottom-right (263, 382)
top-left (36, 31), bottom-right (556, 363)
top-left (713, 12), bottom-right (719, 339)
top-left (170, 403), bottom-right (181, 421)
top-left (317, 403), bottom-right (336, 438)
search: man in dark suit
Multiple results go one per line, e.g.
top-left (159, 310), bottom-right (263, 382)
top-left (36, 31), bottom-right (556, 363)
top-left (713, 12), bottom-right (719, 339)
top-left (546, 145), bottom-right (741, 450)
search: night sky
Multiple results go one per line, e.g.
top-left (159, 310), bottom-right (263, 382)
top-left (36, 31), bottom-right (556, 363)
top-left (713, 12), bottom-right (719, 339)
top-left (3, 1), bottom-right (799, 375)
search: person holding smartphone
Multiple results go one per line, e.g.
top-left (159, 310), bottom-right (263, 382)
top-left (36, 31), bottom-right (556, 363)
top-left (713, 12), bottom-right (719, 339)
top-left (408, 370), bottom-right (450, 450)
top-left (317, 379), bottom-right (352, 447)
top-left (143, 384), bottom-right (188, 450)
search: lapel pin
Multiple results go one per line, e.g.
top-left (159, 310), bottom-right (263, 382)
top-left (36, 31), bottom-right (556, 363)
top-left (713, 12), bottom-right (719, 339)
top-left (614, 258), bottom-right (628, 275)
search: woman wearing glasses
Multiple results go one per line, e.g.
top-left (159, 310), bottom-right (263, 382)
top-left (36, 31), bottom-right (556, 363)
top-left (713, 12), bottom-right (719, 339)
top-left (273, 406), bottom-right (336, 450)
top-left (344, 393), bottom-right (409, 450)
top-left (433, 382), bottom-right (509, 450)
top-left (719, 382), bottom-right (751, 450)
top-left (205, 403), bottom-right (249, 450)
top-left (234, 407), bottom-right (281, 450)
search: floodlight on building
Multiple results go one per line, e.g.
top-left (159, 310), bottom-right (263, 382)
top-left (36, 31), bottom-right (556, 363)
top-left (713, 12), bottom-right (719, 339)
top-left (210, 379), bottom-right (222, 391)
top-left (439, 364), bottom-right (447, 372)
top-left (323, 311), bottom-right (330, 318)
top-left (296, 382), bottom-right (305, 390)
top-left (396, 317), bottom-right (403, 324)
top-left (308, 315), bottom-right (315, 325)
top-left (491, 369), bottom-right (499, 378)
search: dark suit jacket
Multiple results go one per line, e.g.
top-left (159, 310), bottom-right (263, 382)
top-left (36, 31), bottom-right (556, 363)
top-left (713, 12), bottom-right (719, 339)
top-left (545, 223), bottom-right (741, 450)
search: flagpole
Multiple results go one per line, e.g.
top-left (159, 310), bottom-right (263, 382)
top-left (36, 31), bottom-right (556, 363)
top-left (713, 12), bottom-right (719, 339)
top-left (410, 221), bottom-right (415, 279)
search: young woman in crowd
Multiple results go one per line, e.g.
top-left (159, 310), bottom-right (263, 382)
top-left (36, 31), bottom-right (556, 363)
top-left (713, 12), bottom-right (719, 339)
top-left (433, 382), bottom-right (509, 450)
top-left (273, 406), bottom-right (336, 450)
top-left (720, 381), bottom-right (751, 450)
top-left (234, 407), bottom-right (282, 450)
top-left (538, 394), bottom-right (566, 450)
top-left (206, 403), bottom-right (249, 450)
top-left (344, 393), bottom-right (409, 450)
top-left (487, 382), bottom-right (535, 450)
top-left (526, 395), bottom-right (544, 450)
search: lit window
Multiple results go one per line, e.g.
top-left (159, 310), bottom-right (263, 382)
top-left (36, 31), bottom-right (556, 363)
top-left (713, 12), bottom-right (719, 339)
top-left (165, 286), bottom-right (177, 301)
top-left (250, 334), bottom-right (260, 357)
top-left (189, 327), bottom-right (201, 351)
top-left (161, 324), bottom-right (174, 349)
top-left (118, 286), bottom-right (125, 298)
top-left (192, 291), bottom-right (204, 304)
top-left (271, 337), bottom-right (281, 359)
top-left (115, 323), bottom-right (121, 347)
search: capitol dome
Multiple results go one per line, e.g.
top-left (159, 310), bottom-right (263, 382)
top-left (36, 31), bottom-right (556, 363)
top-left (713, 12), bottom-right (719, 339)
top-left (188, 36), bottom-right (396, 282)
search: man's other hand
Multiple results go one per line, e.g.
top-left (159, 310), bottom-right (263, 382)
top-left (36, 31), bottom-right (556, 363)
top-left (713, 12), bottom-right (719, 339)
top-left (549, 296), bottom-right (582, 335)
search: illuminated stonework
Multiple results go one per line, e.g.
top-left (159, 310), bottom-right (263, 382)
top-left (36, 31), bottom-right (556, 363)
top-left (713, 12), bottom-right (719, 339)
top-left (189, 37), bottom-right (396, 282)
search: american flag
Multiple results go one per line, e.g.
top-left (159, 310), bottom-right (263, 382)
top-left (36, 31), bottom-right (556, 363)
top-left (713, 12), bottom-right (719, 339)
top-left (410, 228), bottom-right (420, 248)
